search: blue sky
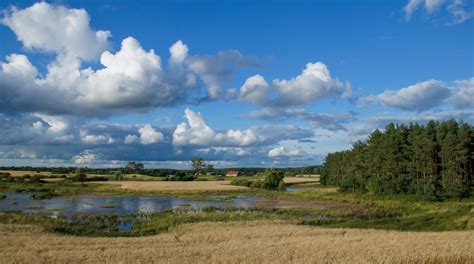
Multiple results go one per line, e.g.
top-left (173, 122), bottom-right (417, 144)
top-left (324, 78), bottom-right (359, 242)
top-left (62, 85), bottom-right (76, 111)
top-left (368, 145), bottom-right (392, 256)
top-left (0, 0), bottom-right (472, 168)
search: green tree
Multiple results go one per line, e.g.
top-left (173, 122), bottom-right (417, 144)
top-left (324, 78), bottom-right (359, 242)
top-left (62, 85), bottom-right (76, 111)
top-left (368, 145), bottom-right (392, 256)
top-left (126, 162), bottom-right (144, 173)
top-left (205, 164), bottom-right (214, 174)
top-left (320, 120), bottom-right (473, 199)
top-left (74, 167), bottom-right (87, 182)
top-left (262, 169), bottom-right (285, 190)
top-left (114, 170), bottom-right (124, 181)
top-left (191, 158), bottom-right (205, 174)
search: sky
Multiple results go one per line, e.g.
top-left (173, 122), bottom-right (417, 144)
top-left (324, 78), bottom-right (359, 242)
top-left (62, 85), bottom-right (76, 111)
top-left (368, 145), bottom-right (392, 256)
top-left (0, 0), bottom-right (472, 169)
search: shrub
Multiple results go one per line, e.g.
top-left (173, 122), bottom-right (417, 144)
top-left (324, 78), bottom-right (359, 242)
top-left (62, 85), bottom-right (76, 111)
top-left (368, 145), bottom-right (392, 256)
top-left (277, 181), bottom-right (286, 191)
top-left (29, 176), bottom-right (45, 183)
top-left (261, 169), bottom-right (285, 190)
top-left (230, 178), bottom-right (253, 187)
top-left (423, 182), bottom-right (442, 201)
top-left (73, 173), bottom-right (87, 182)
top-left (88, 176), bottom-right (109, 181)
top-left (366, 178), bottom-right (384, 195)
top-left (31, 192), bottom-right (57, 200)
top-left (164, 172), bottom-right (196, 181)
top-left (250, 180), bottom-right (264, 189)
top-left (114, 171), bottom-right (124, 181)
top-left (230, 170), bottom-right (286, 191)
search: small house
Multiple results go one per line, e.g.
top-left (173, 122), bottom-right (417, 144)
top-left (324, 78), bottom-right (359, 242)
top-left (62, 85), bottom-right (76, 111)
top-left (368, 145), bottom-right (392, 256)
top-left (226, 171), bottom-right (240, 177)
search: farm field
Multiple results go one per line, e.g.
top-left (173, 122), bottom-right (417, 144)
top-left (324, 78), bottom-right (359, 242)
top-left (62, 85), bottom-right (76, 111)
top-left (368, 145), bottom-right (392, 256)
top-left (109, 180), bottom-right (249, 192)
top-left (0, 170), bottom-right (472, 263)
top-left (283, 176), bottom-right (320, 184)
top-left (0, 170), bottom-right (163, 181)
top-left (0, 170), bottom-right (53, 177)
top-left (0, 222), bottom-right (472, 264)
top-left (101, 177), bottom-right (319, 192)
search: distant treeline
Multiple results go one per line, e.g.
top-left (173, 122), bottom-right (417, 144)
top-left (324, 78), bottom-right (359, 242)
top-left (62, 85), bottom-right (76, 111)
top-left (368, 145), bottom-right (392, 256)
top-left (213, 166), bottom-right (321, 176)
top-left (321, 120), bottom-right (473, 200)
top-left (0, 166), bottom-right (178, 177)
top-left (0, 165), bottom-right (321, 177)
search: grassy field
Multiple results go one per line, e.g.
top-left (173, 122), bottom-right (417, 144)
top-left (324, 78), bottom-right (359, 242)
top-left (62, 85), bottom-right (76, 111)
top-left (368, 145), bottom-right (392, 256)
top-left (0, 222), bottom-right (472, 264)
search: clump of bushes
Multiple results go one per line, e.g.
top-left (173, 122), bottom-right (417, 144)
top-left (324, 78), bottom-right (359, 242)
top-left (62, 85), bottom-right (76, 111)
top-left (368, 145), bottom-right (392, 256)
top-left (0, 173), bottom-right (45, 183)
top-left (68, 175), bottom-right (109, 182)
top-left (31, 192), bottom-right (57, 200)
top-left (67, 168), bottom-right (109, 182)
top-left (230, 178), bottom-right (253, 187)
top-left (230, 169), bottom-right (285, 191)
top-left (70, 173), bottom-right (87, 182)
top-left (114, 171), bottom-right (124, 181)
top-left (163, 172), bottom-right (196, 181)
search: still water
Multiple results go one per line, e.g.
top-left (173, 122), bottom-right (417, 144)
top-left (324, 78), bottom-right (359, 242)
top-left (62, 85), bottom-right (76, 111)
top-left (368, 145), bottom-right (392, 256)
top-left (0, 193), bottom-right (261, 216)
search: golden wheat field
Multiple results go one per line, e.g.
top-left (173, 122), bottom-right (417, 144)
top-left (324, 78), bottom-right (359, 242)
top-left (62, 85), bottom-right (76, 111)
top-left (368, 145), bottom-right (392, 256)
top-left (103, 177), bottom-right (319, 192)
top-left (283, 176), bottom-right (320, 184)
top-left (0, 221), bottom-right (472, 264)
top-left (110, 180), bottom-right (249, 192)
top-left (0, 170), bottom-right (52, 177)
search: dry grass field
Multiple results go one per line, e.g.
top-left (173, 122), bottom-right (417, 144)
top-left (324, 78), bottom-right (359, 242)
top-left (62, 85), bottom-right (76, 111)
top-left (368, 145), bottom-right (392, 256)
top-left (0, 221), bottom-right (472, 264)
top-left (109, 180), bottom-right (249, 192)
top-left (0, 170), bottom-right (52, 177)
top-left (100, 176), bottom-right (319, 192)
top-left (283, 176), bottom-right (320, 184)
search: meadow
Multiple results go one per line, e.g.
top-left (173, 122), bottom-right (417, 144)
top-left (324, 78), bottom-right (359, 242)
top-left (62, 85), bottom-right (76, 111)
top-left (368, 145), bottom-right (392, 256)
top-left (0, 170), bottom-right (472, 263)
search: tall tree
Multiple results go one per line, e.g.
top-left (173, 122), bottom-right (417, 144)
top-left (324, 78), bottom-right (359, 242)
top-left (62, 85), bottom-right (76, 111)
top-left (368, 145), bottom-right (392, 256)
top-left (321, 120), bottom-right (473, 199)
top-left (191, 158), bottom-right (206, 174)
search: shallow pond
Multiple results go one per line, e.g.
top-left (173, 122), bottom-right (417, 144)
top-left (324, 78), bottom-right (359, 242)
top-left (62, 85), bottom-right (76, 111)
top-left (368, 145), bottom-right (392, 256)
top-left (0, 193), bottom-right (261, 216)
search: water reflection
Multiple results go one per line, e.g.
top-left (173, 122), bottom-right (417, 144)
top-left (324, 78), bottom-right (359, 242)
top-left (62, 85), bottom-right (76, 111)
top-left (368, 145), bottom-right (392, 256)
top-left (0, 193), bottom-right (261, 216)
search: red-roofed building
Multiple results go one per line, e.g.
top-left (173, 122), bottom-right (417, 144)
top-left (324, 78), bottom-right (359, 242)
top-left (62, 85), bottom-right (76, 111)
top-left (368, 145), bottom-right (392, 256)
top-left (226, 171), bottom-right (240, 177)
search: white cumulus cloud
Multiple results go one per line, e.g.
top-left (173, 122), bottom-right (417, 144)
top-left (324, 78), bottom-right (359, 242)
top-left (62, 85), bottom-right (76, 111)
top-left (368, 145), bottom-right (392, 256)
top-left (0, 3), bottom-right (257, 116)
top-left (404, 0), bottom-right (473, 25)
top-left (360, 80), bottom-right (451, 111)
top-left (172, 108), bottom-right (313, 148)
top-left (138, 124), bottom-right (164, 145)
top-left (173, 108), bottom-right (261, 147)
top-left (74, 152), bottom-right (96, 165)
top-left (239, 62), bottom-right (351, 107)
top-left (124, 134), bottom-right (139, 144)
top-left (1, 2), bottom-right (110, 60)
top-left (268, 147), bottom-right (306, 158)
top-left (80, 131), bottom-right (115, 144)
top-left (169, 40), bottom-right (189, 64)
top-left (452, 77), bottom-right (474, 109)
